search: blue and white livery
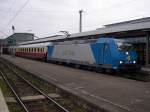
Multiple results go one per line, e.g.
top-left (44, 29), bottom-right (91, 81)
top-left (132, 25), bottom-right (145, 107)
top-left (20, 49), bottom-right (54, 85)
top-left (47, 37), bottom-right (139, 71)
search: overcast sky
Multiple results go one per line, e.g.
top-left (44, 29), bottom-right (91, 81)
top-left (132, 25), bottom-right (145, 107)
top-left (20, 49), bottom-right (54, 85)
top-left (0, 0), bottom-right (150, 39)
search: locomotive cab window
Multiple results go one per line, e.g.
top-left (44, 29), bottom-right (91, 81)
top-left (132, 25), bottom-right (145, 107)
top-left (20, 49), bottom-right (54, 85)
top-left (117, 42), bottom-right (133, 51)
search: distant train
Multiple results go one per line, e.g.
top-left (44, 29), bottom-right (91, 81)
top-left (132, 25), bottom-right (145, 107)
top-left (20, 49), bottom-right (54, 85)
top-left (8, 37), bottom-right (140, 72)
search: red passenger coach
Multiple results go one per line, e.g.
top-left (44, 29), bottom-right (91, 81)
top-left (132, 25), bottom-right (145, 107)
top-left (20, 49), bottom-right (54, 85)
top-left (14, 43), bottom-right (51, 60)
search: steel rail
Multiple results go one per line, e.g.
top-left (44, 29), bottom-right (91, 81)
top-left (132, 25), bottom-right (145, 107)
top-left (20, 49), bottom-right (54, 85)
top-left (0, 71), bottom-right (29, 112)
top-left (4, 62), bottom-right (70, 112)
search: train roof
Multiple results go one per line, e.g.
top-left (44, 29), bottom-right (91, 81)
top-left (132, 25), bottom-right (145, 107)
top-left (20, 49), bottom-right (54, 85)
top-left (18, 42), bottom-right (53, 48)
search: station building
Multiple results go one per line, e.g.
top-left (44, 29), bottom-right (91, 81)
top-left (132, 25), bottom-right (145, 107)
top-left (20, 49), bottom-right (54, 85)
top-left (0, 33), bottom-right (34, 53)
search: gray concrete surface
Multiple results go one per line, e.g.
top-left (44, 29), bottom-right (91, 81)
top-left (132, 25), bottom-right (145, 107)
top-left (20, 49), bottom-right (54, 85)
top-left (1, 55), bottom-right (150, 112)
top-left (0, 88), bottom-right (9, 112)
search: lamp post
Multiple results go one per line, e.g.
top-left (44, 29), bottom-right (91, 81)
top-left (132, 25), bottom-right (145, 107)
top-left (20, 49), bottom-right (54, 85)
top-left (79, 10), bottom-right (84, 33)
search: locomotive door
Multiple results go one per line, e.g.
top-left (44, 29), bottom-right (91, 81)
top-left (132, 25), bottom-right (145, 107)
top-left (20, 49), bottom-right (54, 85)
top-left (103, 44), bottom-right (111, 64)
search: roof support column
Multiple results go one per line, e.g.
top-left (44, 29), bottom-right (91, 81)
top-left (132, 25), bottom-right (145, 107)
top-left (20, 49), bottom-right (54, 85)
top-left (146, 32), bottom-right (150, 66)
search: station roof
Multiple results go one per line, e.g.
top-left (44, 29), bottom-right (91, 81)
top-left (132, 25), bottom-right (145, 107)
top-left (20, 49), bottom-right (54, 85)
top-left (19, 17), bottom-right (150, 45)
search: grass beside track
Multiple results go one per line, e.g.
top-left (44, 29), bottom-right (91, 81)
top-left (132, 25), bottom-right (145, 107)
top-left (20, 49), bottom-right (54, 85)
top-left (7, 103), bottom-right (25, 112)
top-left (0, 77), bottom-right (14, 97)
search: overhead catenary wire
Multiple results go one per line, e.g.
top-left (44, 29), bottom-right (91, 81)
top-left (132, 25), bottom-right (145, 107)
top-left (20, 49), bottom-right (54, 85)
top-left (2, 0), bottom-right (30, 29)
top-left (0, 0), bottom-right (30, 38)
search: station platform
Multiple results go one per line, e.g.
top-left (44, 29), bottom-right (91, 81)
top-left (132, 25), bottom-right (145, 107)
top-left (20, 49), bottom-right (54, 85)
top-left (0, 88), bottom-right (9, 112)
top-left (1, 55), bottom-right (150, 112)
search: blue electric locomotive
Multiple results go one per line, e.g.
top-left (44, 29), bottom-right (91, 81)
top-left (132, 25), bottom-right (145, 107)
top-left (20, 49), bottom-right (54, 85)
top-left (47, 37), bottom-right (139, 71)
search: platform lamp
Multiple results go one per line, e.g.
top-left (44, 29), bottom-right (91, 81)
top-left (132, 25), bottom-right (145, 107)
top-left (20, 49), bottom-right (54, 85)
top-left (12, 25), bottom-right (15, 34)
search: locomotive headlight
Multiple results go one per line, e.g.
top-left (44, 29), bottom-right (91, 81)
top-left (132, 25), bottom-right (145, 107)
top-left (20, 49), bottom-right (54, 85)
top-left (125, 52), bottom-right (129, 55)
top-left (119, 61), bottom-right (123, 64)
top-left (133, 61), bottom-right (136, 64)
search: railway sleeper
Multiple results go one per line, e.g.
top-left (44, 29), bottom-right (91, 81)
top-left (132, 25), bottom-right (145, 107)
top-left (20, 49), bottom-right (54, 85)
top-left (5, 93), bottom-right (60, 103)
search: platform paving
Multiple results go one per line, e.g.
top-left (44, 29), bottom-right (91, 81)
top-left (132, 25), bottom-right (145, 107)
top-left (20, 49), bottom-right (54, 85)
top-left (0, 88), bottom-right (9, 112)
top-left (1, 55), bottom-right (150, 112)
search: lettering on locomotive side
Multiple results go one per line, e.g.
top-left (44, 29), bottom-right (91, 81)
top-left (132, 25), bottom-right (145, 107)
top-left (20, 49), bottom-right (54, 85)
top-left (62, 49), bottom-right (75, 56)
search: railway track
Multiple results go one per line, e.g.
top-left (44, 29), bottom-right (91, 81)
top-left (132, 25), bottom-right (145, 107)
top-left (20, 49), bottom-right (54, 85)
top-left (0, 61), bottom-right (70, 112)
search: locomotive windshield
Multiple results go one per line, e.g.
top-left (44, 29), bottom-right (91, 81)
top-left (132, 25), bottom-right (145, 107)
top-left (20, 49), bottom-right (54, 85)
top-left (117, 42), bottom-right (133, 51)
